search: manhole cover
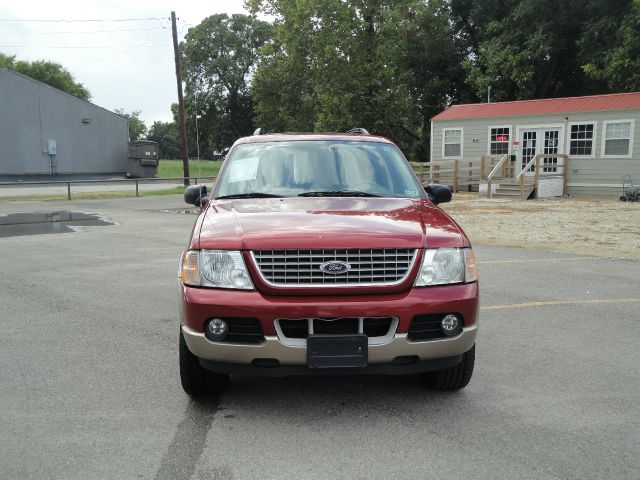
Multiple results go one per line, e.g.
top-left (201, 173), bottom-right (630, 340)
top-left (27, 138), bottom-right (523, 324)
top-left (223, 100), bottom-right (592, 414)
top-left (0, 211), bottom-right (114, 238)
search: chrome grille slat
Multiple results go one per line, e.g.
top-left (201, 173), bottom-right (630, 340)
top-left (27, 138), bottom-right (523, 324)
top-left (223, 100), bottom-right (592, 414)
top-left (252, 248), bottom-right (417, 287)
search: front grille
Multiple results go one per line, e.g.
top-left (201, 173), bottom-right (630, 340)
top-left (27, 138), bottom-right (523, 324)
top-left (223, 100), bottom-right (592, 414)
top-left (278, 319), bottom-right (308, 339)
top-left (314, 317), bottom-right (359, 335)
top-left (277, 317), bottom-right (395, 339)
top-left (408, 314), bottom-right (464, 341)
top-left (206, 318), bottom-right (265, 344)
top-left (252, 249), bottom-right (417, 286)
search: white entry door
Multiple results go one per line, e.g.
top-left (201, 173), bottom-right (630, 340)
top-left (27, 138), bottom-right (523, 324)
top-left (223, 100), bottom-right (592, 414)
top-left (517, 127), bottom-right (562, 176)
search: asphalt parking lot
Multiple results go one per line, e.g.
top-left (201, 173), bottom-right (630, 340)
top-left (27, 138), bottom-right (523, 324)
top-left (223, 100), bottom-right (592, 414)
top-left (1, 195), bottom-right (638, 480)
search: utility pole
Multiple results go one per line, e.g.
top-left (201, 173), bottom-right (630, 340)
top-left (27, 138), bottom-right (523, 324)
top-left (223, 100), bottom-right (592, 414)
top-left (171, 11), bottom-right (190, 186)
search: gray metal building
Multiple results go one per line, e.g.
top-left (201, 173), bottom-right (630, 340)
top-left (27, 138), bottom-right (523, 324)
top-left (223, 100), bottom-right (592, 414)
top-left (0, 69), bottom-right (128, 175)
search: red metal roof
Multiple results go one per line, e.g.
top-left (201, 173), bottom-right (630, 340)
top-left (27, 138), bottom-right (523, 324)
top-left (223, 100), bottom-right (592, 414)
top-left (432, 92), bottom-right (640, 121)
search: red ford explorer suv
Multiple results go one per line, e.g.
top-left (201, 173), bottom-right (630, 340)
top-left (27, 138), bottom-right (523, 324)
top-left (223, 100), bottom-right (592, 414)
top-left (178, 130), bottom-right (478, 397)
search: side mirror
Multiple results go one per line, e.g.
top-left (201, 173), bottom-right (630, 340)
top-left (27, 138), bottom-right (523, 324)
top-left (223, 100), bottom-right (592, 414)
top-left (184, 184), bottom-right (208, 207)
top-left (425, 183), bottom-right (452, 205)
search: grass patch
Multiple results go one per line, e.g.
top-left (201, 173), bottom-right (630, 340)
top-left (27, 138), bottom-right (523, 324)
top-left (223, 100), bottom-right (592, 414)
top-left (156, 159), bottom-right (221, 179)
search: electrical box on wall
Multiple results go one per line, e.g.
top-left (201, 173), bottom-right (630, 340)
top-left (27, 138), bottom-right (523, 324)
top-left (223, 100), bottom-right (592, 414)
top-left (47, 139), bottom-right (57, 155)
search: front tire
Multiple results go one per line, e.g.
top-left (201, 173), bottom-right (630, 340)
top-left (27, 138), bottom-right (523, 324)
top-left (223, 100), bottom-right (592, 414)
top-left (425, 344), bottom-right (475, 391)
top-left (179, 329), bottom-right (229, 397)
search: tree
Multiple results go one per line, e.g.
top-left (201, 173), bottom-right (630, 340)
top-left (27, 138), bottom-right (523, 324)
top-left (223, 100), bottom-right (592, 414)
top-left (580, 0), bottom-right (640, 92)
top-left (450, 0), bottom-right (635, 101)
top-left (249, 1), bottom-right (317, 133)
top-left (115, 109), bottom-right (147, 141)
top-left (148, 121), bottom-right (180, 159)
top-left (0, 52), bottom-right (15, 69)
top-left (181, 14), bottom-right (273, 152)
top-left (248, 0), bottom-right (467, 160)
top-left (388, 0), bottom-right (474, 159)
top-left (1, 53), bottom-right (91, 101)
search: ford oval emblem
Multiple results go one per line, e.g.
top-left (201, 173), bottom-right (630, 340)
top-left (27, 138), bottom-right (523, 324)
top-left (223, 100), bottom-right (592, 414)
top-left (320, 260), bottom-right (351, 275)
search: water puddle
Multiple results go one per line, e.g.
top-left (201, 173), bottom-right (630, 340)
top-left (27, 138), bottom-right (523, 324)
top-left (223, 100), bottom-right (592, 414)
top-left (0, 211), bottom-right (114, 238)
top-left (158, 208), bottom-right (200, 215)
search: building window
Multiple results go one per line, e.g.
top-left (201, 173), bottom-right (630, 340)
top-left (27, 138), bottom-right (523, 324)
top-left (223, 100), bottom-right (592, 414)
top-left (603, 120), bottom-right (633, 157)
top-left (489, 127), bottom-right (510, 155)
top-left (569, 123), bottom-right (595, 156)
top-left (443, 128), bottom-right (462, 158)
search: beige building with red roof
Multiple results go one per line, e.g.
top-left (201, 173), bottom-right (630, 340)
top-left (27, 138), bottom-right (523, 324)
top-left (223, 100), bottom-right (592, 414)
top-left (430, 92), bottom-right (640, 198)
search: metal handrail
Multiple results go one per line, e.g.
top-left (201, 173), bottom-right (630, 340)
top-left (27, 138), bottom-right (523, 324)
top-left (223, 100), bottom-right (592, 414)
top-left (516, 155), bottom-right (539, 180)
top-left (0, 176), bottom-right (218, 200)
top-left (516, 153), bottom-right (568, 179)
top-left (0, 176), bottom-right (216, 187)
top-left (487, 154), bottom-right (509, 181)
top-left (485, 154), bottom-right (509, 198)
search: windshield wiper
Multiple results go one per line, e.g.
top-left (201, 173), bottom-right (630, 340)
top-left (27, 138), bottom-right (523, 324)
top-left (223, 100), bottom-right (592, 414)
top-left (215, 192), bottom-right (283, 200)
top-left (298, 190), bottom-right (379, 197)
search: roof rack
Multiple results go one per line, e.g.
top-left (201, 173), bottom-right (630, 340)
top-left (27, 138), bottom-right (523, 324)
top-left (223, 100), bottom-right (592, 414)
top-left (253, 128), bottom-right (262, 135)
top-left (346, 128), bottom-right (370, 135)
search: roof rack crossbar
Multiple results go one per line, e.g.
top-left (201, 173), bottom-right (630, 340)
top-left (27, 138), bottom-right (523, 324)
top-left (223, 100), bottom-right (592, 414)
top-left (346, 128), bottom-right (370, 135)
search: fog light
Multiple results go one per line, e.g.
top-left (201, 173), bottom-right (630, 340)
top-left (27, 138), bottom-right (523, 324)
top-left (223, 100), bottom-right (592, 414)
top-left (441, 314), bottom-right (461, 336)
top-left (206, 318), bottom-right (228, 341)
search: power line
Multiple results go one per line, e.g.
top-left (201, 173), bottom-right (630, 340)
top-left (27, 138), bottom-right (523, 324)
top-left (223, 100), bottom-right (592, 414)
top-left (69, 32), bottom-right (169, 68)
top-left (1, 44), bottom-right (170, 49)
top-left (0, 27), bottom-right (168, 34)
top-left (0, 17), bottom-right (167, 23)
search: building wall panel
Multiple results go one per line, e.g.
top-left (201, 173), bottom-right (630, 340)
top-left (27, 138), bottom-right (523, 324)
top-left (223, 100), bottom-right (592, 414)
top-left (0, 70), bottom-right (128, 175)
top-left (431, 108), bottom-right (640, 196)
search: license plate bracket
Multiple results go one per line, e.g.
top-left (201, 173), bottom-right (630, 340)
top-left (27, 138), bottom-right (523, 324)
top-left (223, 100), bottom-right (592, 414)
top-left (307, 334), bottom-right (368, 369)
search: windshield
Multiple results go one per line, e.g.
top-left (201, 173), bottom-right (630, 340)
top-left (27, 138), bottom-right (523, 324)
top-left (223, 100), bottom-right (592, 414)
top-left (214, 140), bottom-right (423, 199)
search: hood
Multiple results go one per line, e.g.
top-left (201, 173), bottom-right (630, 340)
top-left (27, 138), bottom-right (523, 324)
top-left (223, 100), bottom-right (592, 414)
top-left (195, 197), bottom-right (465, 251)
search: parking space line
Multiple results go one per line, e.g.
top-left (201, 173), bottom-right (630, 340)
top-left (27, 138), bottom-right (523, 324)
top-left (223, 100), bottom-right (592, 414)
top-left (481, 298), bottom-right (640, 310)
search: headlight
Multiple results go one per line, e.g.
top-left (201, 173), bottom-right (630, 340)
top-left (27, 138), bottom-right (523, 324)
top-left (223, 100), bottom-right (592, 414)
top-left (415, 248), bottom-right (478, 286)
top-left (181, 250), bottom-right (254, 290)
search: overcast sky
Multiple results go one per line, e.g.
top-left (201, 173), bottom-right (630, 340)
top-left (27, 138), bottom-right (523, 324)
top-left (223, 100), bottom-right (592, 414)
top-left (0, 0), bottom-right (252, 126)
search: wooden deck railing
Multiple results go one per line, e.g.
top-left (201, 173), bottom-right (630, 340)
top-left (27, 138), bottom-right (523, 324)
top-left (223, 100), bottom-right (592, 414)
top-left (412, 153), bottom-right (568, 200)
top-left (412, 155), bottom-right (512, 192)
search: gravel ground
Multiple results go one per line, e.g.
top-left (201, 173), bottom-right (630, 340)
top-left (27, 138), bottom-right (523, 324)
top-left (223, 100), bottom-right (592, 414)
top-left (442, 194), bottom-right (640, 260)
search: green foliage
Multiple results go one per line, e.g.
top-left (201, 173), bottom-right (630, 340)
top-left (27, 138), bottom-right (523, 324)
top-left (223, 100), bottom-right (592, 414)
top-left (148, 121), bottom-right (180, 159)
top-left (452, 0), bottom-right (636, 100)
top-left (1, 53), bottom-right (91, 101)
top-left (389, 0), bottom-right (473, 159)
top-left (115, 109), bottom-right (147, 141)
top-left (170, 0), bottom-right (640, 162)
top-left (0, 52), bottom-right (15, 69)
top-left (180, 14), bottom-right (273, 152)
top-left (248, 0), bottom-right (469, 160)
top-left (580, 0), bottom-right (640, 91)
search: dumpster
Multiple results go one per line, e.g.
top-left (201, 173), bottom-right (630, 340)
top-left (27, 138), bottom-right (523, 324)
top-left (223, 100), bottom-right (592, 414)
top-left (126, 140), bottom-right (159, 178)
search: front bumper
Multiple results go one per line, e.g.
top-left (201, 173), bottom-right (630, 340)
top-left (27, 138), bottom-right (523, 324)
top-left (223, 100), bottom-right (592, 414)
top-left (180, 281), bottom-right (478, 374)
top-left (181, 282), bottom-right (478, 336)
top-left (182, 324), bottom-right (477, 368)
